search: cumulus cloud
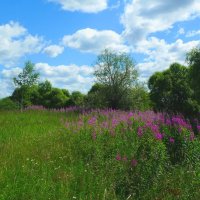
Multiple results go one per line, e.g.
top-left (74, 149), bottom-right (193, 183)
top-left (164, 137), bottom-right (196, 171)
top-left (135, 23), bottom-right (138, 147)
top-left (43, 45), bottom-right (64, 57)
top-left (35, 63), bottom-right (94, 93)
top-left (0, 63), bottom-right (95, 98)
top-left (119, 0), bottom-right (200, 81)
top-left (136, 38), bottom-right (200, 80)
top-left (0, 21), bottom-right (44, 67)
top-left (62, 28), bottom-right (129, 54)
top-left (48, 0), bottom-right (108, 13)
top-left (0, 67), bottom-right (22, 98)
top-left (121, 0), bottom-right (200, 44)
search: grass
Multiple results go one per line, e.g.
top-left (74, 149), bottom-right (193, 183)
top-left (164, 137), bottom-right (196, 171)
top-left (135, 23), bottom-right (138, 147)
top-left (0, 110), bottom-right (199, 200)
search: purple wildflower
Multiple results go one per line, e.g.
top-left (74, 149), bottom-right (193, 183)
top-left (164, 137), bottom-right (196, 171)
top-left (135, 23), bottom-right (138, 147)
top-left (169, 137), bottom-right (175, 143)
top-left (197, 125), bottom-right (200, 132)
top-left (88, 117), bottom-right (97, 126)
top-left (131, 159), bottom-right (138, 167)
top-left (137, 127), bottom-right (143, 137)
top-left (116, 154), bottom-right (121, 161)
top-left (155, 133), bottom-right (163, 140)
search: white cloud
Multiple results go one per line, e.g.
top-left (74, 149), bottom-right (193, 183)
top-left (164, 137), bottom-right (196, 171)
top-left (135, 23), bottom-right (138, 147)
top-left (43, 45), bottom-right (64, 57)
top-left (0, 67), bottom-right (22, 98)
top-left (119, 0), bottom-right (200, 81)
top-left (186, 29), bottom-right (200, 37)
top-left (0, 21), bottom-right (44, 67)
top-left (136, 38), bottom-right (200, 80)
top-left (121, 0), bottom-right (200, 44)
top-left (48, 0), bottom-right (108, 13)
top-left (35, 63), bottom-right (94, 93)
top-left (63, 28), bottom-right (129, 54)
top-left (0, 63), bottom-right (95, 98)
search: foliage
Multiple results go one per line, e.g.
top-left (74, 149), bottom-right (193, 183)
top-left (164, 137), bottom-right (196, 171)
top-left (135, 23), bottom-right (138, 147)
top-left (0, 109), bottom-right (199, 199)
top-left (67, 91), bottom-right (85, 107)
top-left (186, 47), bottom-right (200, 104)
top-left (48, 88), bottom-right (69, 108)
top-left (85, 83), bottom-right (107, 108)
top-left (0, 97), bottom-right (19, 110)
top-left (94, 49), bottom-right (138, 109)
top-left (12, 85), bottom-right (39, 107)
top-left (148, 62), bottom-right (199, 117)
top-left (122, 83), bottom-right (152, 111)
top-left (13, 61), bottom-right (40, 109)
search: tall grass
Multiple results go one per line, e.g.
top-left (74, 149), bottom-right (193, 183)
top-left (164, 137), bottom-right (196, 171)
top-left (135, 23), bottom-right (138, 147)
top-left (0, 110), bottom-right (199, 199)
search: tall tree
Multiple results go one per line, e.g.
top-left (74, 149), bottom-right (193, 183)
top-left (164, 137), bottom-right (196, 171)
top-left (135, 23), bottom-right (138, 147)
top-left (148, 62), bottom-right (199, 116)
top-left (186, 47), bottom-right (200, 104)
top-left (94, 49), bottom-right (138, 109)
top-left (13, 61), bottom-right (40, 110)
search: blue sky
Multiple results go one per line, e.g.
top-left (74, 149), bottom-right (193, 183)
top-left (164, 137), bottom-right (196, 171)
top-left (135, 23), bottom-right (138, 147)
top-left (0, 0), bottom-right (200, 98)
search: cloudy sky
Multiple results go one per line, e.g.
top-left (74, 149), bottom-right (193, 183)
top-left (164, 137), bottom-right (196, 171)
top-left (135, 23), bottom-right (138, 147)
top-left (0, 0), bottom-right (200, 98)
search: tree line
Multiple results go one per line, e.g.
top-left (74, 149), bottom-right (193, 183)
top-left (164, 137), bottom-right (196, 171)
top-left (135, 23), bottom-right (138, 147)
top-left (0, 47), bottom-right (199, 118)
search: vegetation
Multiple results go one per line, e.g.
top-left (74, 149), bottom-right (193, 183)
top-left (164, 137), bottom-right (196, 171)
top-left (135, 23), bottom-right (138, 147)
top-left (94, 49), bottom-right (138, 109)
top-left (148, 48), bottom-right (200, 119)
top-left (0, 47), bottom-right (200, 199)
top-left (13, 61), bottom-right (40, 110)
top-left (0, 109), bottom-right (199, 199)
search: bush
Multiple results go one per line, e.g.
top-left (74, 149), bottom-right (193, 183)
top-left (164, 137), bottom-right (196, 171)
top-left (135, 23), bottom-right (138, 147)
top-left (0, 97), bottom-right (19, 110)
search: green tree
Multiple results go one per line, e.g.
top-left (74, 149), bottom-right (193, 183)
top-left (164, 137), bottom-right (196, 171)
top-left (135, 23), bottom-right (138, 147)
top-left (86, 83), bottom-right (107, 108)
top-left (128, 83), bottom-right (152, 111)
top-left (37, 80), bottom-right (52, 107)
top-left (94, 49), bottom-right (138, 109)
top-left (48, 88), bottom-right (68, 108)
top-left (186, 47), bottom-right (200, 104)
top-left (148, 63), bottom-right (199, 116)
top-left (13, 61), bottom-right (39, 110)
top-left (0, 97), bottom-right (19, 110)
top-left (67, 91), bottom-right (85, 107)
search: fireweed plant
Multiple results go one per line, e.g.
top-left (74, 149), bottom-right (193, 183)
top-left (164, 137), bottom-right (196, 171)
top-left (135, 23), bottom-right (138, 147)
top-left (1, 108), bottom-right (199, 199)
top-left (63, 109), bottom-right (200, 199)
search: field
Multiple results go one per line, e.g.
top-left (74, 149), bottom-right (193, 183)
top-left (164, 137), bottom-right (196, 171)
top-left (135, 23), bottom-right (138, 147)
top-left (0, 109), bottom-right (200, 200)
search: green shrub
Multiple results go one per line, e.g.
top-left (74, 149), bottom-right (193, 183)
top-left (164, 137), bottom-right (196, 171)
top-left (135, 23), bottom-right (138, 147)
top-left (0, 97), bottom-right (19, 110)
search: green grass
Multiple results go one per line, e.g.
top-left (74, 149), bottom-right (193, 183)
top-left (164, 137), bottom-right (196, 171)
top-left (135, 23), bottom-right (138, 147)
top-left (0, 110), bottom-right (199, 200)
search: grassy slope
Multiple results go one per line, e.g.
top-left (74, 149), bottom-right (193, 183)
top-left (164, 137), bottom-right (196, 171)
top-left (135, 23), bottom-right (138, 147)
top-left (0, 111), bottom-right (199, 200)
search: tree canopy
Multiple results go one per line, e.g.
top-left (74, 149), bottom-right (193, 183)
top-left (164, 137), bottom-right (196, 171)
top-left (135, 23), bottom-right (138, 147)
top-left (94, 49), bottom-right (138, 109)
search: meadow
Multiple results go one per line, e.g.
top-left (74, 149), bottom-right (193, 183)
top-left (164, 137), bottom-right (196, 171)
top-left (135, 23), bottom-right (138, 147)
top-left (0, 108), bottom-right (200, 200)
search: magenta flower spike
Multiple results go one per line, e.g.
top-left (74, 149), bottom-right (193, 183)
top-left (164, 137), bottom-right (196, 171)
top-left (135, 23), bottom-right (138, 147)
top-left (131, 159), bottom-right (138, 167)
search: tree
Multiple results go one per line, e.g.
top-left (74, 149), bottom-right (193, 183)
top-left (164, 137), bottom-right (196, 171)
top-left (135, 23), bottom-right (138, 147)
top-left (0, 97), bottom-right (19, 110)
top-left (128, 83), bottom-right (152, 111)
top-left (13, 61), bottom-right (40, 110)
top-left (94, 49), bottom-right (138, 109)
top-left (148, 63), bottom-right (199, 116)
top-left (86, 83), bottom-right (107, 108)
top-left (48, 88), bottom-right (68, 108)
top-left (186, 47), bottom-right (200, 104)
top-left (67, 91), bottom-right (85, 107)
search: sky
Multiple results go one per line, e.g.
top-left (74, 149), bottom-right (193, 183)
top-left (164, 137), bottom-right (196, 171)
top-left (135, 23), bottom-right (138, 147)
top-left (0, 0), bottom-right (200, 98)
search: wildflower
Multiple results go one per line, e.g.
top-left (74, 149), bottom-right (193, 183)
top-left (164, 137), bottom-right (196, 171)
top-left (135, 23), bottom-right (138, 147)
top-left (131, 159), bottom-right (138, 167)
top-left (155, 133), bottom-right (163, 140)
top-left (169, 137), bottom-right (175, 143)
top-left (116, 154), bottom-right (121, 161)
top-left (197, 125), bottom-right (200, 132)
top-left (128, 112), bottom-right (134, 118)
top-left (137, 127), bottom-right (143, 137)
top-left (88, 117), bottom-right (97, 126)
